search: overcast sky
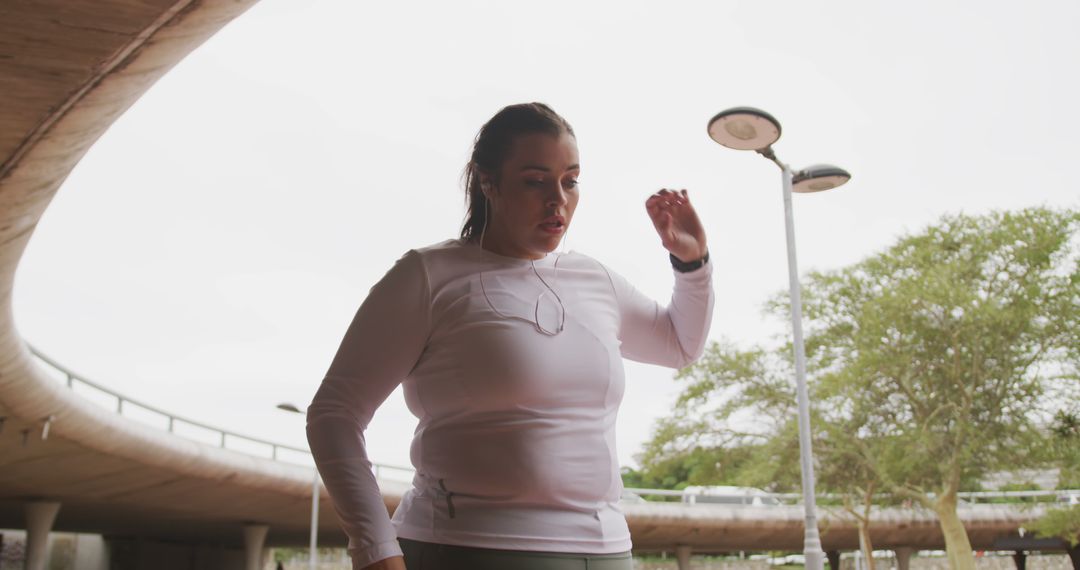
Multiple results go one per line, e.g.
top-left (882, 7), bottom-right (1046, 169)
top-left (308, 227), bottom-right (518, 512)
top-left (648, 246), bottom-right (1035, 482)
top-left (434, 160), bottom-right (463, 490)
top-left (13, 0), bottom-right (1080, 470)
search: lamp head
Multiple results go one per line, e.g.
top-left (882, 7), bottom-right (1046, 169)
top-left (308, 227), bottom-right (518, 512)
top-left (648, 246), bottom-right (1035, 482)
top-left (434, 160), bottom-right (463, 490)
top-left (707, 107), bottom-right (782, 151)
top-left (791, 164), bottom-right (851, 193)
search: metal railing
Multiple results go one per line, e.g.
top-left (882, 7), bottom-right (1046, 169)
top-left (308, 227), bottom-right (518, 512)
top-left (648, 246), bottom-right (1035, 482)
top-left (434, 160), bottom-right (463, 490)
top-left (27, 345), bottom-right (413, 480)
top-left (624, 487), bottom-right (1080, 506)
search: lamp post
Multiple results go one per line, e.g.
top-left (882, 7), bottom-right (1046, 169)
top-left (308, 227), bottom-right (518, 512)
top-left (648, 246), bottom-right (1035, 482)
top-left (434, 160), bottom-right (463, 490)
top-left (277, 403), bottom-right (320, 570)
top-left (707, 107), bottom-right (851, 570)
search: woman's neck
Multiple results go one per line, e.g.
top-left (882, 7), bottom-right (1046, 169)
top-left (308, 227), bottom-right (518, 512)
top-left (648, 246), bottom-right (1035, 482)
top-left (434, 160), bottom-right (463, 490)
top-left (479, 224), bottom-right (545, 260)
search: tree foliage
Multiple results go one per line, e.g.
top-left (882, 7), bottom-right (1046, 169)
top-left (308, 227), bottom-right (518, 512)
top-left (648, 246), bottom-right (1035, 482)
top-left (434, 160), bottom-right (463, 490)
top-left (1031, 505), bottom-right (1080, 547)
top-left (637, 208), bottom-right (1080, 568)
top-left (634, 341), bottom-right (803, 492)
top-left (802, 208), bottom-right (1078, 498)
top-left (1047, 410), bottom-right (1080, 489)
top-left (1030, 409), bottom-right (1080, 546)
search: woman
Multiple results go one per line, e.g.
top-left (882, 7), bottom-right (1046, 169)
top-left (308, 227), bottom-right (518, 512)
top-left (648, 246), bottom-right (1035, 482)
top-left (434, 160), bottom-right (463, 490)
top-left (307, 103), bottom-right (714, 570)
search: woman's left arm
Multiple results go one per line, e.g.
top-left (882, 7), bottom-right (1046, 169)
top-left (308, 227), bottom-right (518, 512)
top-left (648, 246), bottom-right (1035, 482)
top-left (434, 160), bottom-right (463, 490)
top-left (609, 189), bottom-right (715, 368)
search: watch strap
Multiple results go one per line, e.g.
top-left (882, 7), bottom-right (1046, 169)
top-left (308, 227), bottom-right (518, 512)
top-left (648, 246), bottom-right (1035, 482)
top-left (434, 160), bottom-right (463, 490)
top-left (669, 251), bottom-right (710, 273)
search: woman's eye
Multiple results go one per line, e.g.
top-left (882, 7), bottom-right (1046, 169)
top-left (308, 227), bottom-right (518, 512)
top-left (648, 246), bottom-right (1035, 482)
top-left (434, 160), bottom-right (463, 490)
top-left (524, 177), bottom-right (577, 188)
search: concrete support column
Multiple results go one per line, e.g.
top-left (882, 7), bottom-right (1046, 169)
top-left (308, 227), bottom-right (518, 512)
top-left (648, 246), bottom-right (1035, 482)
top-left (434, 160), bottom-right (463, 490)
top-left (827, 550), bottom-right (841, 570)
top-left (675, 545), bottom-right (692, 570)
top-left (25, 501), bottom-right (61, 570)
top-left (894, 547), bottom-right (913, 570)
top-left (1012, 550), bottom-right (1027, 570)
top-left (243, 524), bottom-right (269, 570)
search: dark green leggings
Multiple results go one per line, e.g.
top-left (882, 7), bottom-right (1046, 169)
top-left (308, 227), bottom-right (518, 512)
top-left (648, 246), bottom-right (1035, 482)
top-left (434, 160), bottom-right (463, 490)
top-left (398, 538), bottom-right (633, 570)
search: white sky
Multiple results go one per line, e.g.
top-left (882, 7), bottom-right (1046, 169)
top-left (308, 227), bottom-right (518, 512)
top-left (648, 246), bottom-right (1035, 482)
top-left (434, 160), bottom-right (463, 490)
top-left (13, 0), bottom-right (1080, 470)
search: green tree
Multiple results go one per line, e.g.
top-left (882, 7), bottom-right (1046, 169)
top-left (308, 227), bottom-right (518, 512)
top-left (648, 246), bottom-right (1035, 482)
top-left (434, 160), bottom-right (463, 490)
top-left (622, 446), bottom-right (749, 490)
top-left (805, 208), bottom-right (1078, 570)
top-left (1030, 410), bottom-right (1080, 546)
top-left (812, 409), bottom-right (901, 570)
top-left (1047, 410), bottom-right (1080, 488)
top-left (1030, 504), bottom-right (1080, 547)
top-left (640, 208), bottom-right (1080, 570)
top-left (635, 342), bottom-right (802, 492)
top-left (641, 340), bottom-right (891, 569)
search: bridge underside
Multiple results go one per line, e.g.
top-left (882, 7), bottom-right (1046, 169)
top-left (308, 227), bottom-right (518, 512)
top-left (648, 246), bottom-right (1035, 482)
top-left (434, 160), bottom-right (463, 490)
top-left (0, 408), bottom-right (363, 547)
top-left (624, 503), bottom-right (1046, 553)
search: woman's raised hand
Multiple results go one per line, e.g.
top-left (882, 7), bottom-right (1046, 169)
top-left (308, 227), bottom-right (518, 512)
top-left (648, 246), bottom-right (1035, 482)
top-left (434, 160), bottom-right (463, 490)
top-left (645, 189), bottom-right (708, 262)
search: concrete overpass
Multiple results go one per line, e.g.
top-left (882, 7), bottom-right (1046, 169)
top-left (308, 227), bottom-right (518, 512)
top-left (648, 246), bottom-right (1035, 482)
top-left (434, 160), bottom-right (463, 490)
top-left (1, 2), bottom-right (1077, 569)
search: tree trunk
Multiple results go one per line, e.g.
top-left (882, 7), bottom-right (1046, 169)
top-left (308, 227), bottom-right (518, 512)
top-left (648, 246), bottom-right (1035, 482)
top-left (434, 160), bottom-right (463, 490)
top-left (858, 519), bottom-right (877, 570)
top-left (934, 490), bottom-right (975, 570)
top-left (827, 550), bottom-right (842, 570)
top-left (1066, 544), bottom-right (1079, 570)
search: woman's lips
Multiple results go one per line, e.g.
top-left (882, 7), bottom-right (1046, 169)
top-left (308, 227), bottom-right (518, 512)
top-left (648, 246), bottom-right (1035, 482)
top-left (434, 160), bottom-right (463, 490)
top-left (539, 222), bottom-right (565, 235)
top-left (539, 216), bottom-right (566, 234)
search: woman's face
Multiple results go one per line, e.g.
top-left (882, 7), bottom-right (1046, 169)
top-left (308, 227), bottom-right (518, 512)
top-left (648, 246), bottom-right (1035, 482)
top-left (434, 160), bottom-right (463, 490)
top-left (482, 131), bottom-right (580, 260)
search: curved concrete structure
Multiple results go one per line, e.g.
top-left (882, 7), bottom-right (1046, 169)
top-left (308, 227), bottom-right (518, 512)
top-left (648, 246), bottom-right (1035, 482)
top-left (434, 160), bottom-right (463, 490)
top-left (0, 0), bottom-right (391, 547)
top-left (0, 0), bottom-right (1062, 559)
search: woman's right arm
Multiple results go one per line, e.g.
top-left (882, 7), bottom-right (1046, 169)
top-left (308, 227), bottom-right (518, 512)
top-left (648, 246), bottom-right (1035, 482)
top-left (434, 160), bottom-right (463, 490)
top-left (306, 250), bottom-right (432, 570)
top-left (362, 557), bottom-right (406, 570)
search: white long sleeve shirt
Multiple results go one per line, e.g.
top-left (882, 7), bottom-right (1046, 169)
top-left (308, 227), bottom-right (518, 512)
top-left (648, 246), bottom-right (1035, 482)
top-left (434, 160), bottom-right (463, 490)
top-left (307, 239), bottom-right (714, 569)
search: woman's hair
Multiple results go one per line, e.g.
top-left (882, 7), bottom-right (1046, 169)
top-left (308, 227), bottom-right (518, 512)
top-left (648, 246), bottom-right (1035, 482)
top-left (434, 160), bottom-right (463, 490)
top-left (460, 102), bottom-right (575, 241)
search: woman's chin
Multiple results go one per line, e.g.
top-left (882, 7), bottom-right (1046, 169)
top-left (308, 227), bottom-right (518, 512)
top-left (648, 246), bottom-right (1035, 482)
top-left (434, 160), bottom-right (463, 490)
top-left (533, 229), bottom-right (567, 250)
top-left (533, 238), bottom-right (563, 254)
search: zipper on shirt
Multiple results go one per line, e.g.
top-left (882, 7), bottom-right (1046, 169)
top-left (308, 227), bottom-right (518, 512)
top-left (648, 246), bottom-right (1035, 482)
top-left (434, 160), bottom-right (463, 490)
top-left (438, 478), bottom-right (456, 519)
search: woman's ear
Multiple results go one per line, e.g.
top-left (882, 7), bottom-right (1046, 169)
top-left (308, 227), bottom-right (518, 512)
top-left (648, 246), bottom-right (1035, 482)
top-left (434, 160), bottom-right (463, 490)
top-left (479, 175), bottom-right (497, 201)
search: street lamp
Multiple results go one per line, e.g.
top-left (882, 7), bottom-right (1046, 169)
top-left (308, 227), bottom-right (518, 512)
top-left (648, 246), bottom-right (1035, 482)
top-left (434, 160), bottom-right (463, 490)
top-left (707, 106), bottom-right (851, 570)
top-left (277, 403), bottom-right (320, 570)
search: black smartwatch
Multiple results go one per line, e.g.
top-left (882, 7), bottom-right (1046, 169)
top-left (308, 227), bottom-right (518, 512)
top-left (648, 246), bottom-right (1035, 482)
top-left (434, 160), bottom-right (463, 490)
top-left (669, 251), bottom-right (710, 273)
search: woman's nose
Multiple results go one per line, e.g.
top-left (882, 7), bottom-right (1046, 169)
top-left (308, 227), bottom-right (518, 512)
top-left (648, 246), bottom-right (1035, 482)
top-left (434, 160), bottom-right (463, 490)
top-left (546, 185), bottom-right (569, 207)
